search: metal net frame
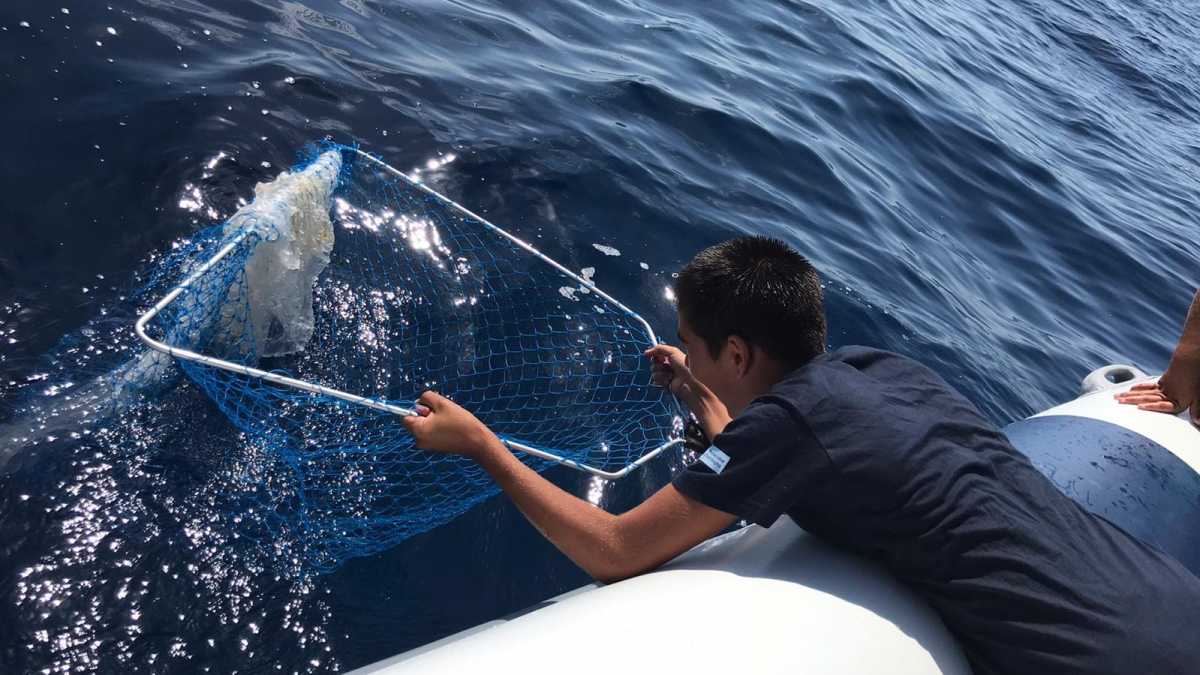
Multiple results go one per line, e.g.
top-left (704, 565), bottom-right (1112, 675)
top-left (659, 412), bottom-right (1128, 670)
top-left (134, 145), bottom-right (683, 570)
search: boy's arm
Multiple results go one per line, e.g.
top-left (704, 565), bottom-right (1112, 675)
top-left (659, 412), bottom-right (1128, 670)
top-left (645, 344), bottom-right (732, 439)
top-left (403, 392), bottom-right (737, 583)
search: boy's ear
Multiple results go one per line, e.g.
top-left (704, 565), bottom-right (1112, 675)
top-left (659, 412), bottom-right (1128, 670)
top-left (726, 335), bottom-right (753, 377)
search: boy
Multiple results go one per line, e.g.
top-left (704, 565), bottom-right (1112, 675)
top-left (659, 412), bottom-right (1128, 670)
top-left (403, 237), bottom-right (1200, 674)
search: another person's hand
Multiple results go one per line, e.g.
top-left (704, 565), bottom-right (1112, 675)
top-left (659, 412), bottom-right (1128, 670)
top-left (1115, 366), bottom-right (1199, 427)
top-left (402, 391), bottom-right (494, 458)
top-left (1115, 290), bottom-right (1200, 428)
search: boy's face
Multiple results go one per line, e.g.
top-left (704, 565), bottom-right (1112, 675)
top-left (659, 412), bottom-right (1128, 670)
top-left (677, 310), bottom-right (786, 416)
top-left (677, 312), bottom-right (740, 413)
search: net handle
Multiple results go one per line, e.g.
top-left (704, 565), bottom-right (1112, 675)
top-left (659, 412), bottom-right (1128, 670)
top-left (134, 148), bottom-right (685, 480)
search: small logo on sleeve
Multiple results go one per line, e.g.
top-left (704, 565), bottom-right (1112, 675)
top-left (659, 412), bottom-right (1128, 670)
top-left (698, 445), bottom-right (730, 474)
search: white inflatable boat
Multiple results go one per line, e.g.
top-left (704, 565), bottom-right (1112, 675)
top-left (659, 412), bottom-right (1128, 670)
top-left (348, 365), bottom-right (1200, 675)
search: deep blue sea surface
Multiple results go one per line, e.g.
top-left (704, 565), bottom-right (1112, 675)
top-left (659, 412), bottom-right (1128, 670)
top-left (1, 0), bottom-right (1198, 672)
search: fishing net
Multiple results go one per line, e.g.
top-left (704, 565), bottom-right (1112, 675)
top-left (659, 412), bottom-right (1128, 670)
top-left (135, 144), bottom-right (683, 571)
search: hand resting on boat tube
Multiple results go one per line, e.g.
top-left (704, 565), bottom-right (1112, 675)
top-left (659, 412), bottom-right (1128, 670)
top-left (1116, 289), bottom-right (1200, 427)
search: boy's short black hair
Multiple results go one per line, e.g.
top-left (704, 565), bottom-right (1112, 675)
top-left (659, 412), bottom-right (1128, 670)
top-left (675, 236), bottom-right (826, 368)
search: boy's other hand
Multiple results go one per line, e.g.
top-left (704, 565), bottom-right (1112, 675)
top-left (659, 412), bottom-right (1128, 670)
top-left (402, 391), bottom-right (494, 458)
top-left (644, 344), bottom-right (701, 407)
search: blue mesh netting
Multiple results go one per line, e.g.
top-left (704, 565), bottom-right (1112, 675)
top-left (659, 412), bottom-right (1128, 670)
top-left (137, 144), bottom-right (682, 571)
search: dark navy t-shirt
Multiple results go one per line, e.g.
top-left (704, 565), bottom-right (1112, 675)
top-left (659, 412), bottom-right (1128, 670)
top-left (673, 346), bottom-right (1200, 675)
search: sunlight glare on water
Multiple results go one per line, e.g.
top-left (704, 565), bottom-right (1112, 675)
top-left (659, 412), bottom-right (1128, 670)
top-left (1, 0), bottom-right (1198, 672)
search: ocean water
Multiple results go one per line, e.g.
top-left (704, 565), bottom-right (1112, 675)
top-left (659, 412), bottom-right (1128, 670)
top-left (1, 0), bottom-right (1198, 672)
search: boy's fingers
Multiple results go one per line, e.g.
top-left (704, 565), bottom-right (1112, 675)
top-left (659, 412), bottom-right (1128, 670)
top-left (417, 390), bottom-right (446, 410)
top-left (1128, 382), bottom-right (1160, 392)
top-left (644, 344), bottom-right (680, 359)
